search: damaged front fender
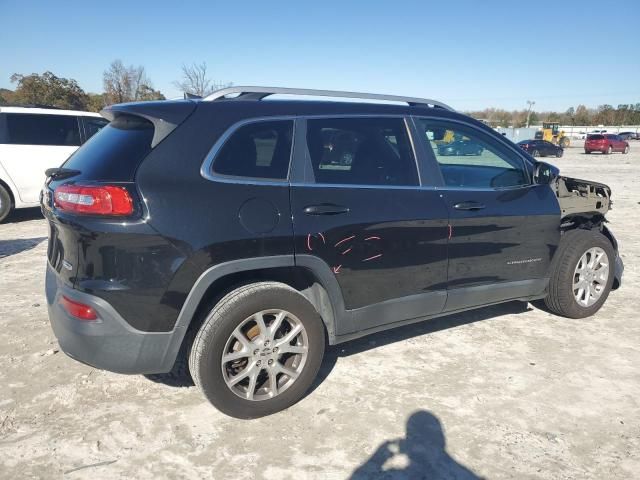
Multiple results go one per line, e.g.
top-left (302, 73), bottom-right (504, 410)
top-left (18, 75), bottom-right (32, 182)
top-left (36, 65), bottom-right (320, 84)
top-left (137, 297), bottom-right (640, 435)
top-left (554, 176), bottom-right (611, 219)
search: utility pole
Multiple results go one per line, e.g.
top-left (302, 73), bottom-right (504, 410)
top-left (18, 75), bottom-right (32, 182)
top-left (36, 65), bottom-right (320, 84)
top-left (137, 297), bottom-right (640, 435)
top-left (526, 100), bottom-right (535, 128)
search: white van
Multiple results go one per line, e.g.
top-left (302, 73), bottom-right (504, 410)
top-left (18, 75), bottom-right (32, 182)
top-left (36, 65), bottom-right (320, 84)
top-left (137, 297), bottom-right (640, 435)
top-left (0, 106), bottom-right (108, 221)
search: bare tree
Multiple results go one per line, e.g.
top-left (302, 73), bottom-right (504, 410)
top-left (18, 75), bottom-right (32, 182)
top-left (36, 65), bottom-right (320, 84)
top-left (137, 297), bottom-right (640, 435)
top-left (103, 60), bottom-right (164, 104)
top-left (173, 62), bottom-right (232, 97)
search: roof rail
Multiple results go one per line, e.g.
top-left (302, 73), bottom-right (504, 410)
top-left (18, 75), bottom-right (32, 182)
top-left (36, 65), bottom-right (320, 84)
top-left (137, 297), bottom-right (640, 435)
top-left (203, 86), bottom-right (454, 111)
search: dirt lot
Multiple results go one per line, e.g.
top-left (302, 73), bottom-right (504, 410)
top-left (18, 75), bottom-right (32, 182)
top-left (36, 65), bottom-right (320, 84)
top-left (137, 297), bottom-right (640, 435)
top-left (1, 146), bottom-right (639, 479)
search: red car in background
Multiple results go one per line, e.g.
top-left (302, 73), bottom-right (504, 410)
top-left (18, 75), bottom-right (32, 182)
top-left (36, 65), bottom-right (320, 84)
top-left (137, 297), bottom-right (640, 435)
top-left (584, 134), bottom-right (630, 154)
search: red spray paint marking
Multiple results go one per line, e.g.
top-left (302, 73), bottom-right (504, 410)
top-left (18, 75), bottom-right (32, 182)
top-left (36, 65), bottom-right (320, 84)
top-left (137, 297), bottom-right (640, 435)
top-left (362, 253), bottom-right (383, 262)
top-left (332, 265), bottom-right (342, 274)
top-left (364, 236), bottom-right (381, 241)
top-left (448, 224), bottom-right (452, 240)
top-left (340, 247), bottom-right (353, 255)
top-left (335, 235), bottom-right (355, 247)
top-left (318, 232), bottom-right (326, 243)
top-left (306, 234), bottom-right (313, 251)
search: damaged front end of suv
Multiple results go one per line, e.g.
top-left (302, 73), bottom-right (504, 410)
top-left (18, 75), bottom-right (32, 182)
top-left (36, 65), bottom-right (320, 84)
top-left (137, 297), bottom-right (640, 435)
top-left (554, 175), bottom-right (623, 289)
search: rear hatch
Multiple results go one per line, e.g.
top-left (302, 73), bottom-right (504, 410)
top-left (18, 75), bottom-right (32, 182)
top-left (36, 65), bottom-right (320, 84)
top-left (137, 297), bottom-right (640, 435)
top-left (42, 101), bottom-right (196, 286)
top-left (586, 134), bottom-right (606, 149)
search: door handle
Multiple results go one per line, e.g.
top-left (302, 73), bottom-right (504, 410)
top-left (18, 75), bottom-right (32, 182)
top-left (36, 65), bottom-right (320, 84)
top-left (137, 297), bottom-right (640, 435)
top-left (303, 204), bottom-right (350, 215)
top-left (453, 201), bottom-right (486, 211)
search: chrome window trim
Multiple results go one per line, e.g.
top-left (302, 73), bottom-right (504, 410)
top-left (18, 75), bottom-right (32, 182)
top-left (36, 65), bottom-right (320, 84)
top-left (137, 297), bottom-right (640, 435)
top-left (200, 116), bottom-right (296, 184)
top-left (201, 114), bottom-right (422, 188)
top-left (412, 115), bottom-right (534, 187)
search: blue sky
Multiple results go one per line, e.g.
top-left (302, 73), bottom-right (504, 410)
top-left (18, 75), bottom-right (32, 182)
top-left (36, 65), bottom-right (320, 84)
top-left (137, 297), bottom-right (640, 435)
top-left (1, 0), bottom-right (638, 111)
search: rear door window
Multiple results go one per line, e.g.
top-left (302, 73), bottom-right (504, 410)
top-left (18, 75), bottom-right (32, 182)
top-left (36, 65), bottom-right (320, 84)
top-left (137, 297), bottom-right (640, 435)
top-left (305, 117), bottom-right (418, 186)
top-left (3, 113), bottom-right (81, 146)
top-left (212, 120), bottom-right (293, 180)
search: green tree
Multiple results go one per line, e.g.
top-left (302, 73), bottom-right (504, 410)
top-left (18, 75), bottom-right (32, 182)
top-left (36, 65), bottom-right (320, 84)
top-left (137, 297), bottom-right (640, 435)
top-left (86, 93), bottom-right (106, 112)
top-left (9, 71), bottom-right (89, 109)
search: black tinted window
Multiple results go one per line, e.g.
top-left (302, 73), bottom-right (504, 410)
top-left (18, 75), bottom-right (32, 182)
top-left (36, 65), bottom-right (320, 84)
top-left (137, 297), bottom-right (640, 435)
top-left (306, 117), bottom-right (418, 186)
top-left (588, 134), bottom-right (604, 140)
top-left (63, 114), bottom-right (153, 181)
top-left (83, 117), bottom-right (109, 142)
top-left (213, 120), bottom-right (293, 180)
top-left (417, 119), bottom-right (528, 188)
top-left (4, 113), bottom-right (80, 146)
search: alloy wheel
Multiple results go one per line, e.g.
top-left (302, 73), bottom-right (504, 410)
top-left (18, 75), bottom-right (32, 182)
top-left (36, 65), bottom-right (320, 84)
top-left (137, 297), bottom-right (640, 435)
top-left (221, 309), bottom-right (309, 401)
top-left (573, 247), bottom-right (609, 307)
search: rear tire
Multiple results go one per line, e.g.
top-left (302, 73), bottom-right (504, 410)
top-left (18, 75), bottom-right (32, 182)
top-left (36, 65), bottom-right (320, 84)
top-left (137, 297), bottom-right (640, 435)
top-left (0, 185), bottom-right (12, 223)
top-left (544, 230), bottom-right (615, 319)
top-left (585, 150), bottom-right (591, 154)
top-left (556, 150), bottom-right (563, 158)
top-left (189, 282), bottom-right (325, 418)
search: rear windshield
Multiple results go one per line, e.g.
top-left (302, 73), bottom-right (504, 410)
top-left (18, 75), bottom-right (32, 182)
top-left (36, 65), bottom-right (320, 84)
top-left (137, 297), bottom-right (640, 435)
top-left (587, 134), bottom-right (604, 140)
top-left (63, 114), bottom-right (154, 181)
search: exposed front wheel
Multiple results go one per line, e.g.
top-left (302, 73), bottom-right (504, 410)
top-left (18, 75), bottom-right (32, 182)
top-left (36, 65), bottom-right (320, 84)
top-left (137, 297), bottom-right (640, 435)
top-left (544, 230), bottom-right (615, 318)
top-left (623, 146), bottom-right (629, 154)
top-left (0, 185), bottom-right (12, 223)
top-left (189, 282), bottom-right (325, 418)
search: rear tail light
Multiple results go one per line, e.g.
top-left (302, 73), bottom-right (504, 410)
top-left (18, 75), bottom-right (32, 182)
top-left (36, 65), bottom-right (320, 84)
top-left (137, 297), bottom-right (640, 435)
top-left (60, 295), bottom-right (98, 321)
top-left (54, 185), bottom-right (133, 216)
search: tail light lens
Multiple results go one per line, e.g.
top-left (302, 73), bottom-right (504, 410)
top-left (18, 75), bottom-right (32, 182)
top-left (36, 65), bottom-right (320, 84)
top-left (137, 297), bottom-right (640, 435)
top-left (54, 185), bottom-right (133, 216)
top-left (60, 295), bottom-right (98, 321)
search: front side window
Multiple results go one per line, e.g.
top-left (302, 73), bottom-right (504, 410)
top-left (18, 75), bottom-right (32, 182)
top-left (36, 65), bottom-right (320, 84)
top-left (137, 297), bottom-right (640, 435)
top-left (213, 120), bottom-right (293, 180)
top-left (306, 117), bottom-right (418, 186)
top-left (4, 113), bottom-right (81, 146)
top-left (417, 119), bottom-right (529, 189)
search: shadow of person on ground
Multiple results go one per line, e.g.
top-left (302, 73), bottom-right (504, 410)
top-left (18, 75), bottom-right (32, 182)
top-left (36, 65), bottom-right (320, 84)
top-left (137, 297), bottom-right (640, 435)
top-left (350, 410), bottom-right (483, 479)
top-left (0, 237), bottom-right (47, 259)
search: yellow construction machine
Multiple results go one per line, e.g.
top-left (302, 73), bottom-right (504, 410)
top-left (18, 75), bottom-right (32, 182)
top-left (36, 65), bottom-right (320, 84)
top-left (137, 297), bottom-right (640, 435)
top-left (535, 122), bottom-right (570, 147)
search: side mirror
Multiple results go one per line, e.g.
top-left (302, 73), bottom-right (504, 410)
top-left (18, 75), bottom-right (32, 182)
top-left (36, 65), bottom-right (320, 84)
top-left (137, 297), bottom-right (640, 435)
top-left (533, 161), bottom-right (556, 184)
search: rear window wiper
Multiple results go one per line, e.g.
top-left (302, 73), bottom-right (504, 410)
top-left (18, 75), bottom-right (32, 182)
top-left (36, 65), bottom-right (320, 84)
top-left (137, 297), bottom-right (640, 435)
top-left (45, 167), bottom-right (81, 180)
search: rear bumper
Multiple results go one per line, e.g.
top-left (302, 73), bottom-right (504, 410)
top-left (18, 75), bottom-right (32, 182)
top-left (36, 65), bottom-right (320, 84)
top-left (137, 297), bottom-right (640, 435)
top-left (45, 264), bottom-right (183, 374)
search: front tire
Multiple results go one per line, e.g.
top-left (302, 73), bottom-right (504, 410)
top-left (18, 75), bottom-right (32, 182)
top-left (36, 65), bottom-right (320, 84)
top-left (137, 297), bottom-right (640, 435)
top-left (623, 145), bottom-right (629, 154)
top-left (606, 146), bottom-right (613, 154)
top-left (189, 282), bottom-right (325, 418)
top-left (544, 230), bottom-right (615, 318)
top-left (0, 185), bottom-right (12, 223)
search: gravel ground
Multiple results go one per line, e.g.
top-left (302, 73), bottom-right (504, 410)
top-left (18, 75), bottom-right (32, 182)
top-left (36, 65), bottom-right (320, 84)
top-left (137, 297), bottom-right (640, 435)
top-left (1, 145), bottom-right (639, 479)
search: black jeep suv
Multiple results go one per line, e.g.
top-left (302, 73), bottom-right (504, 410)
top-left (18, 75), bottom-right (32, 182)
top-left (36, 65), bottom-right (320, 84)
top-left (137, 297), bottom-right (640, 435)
top-left (42, 87), bottom-right (623, 418)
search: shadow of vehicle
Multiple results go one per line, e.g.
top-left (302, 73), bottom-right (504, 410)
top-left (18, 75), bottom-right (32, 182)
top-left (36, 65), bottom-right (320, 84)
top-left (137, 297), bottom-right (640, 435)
top-left (146, 301), bottom-right (531, 391)
top-left (350, 410), bottom-right (483, 479)
top-left (0, 237), bottom-right (47, 259)
top-left (310, 300), bottom-right (531, 395)
top-left (2, 207), bottom-right (43, 223)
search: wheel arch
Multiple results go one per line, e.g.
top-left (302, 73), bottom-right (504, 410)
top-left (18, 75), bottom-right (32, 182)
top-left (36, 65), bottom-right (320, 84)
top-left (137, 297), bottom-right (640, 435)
top-left (0, 177), bottom-right (16, 206)
top-left (162, 255), bottom-right (346, 372)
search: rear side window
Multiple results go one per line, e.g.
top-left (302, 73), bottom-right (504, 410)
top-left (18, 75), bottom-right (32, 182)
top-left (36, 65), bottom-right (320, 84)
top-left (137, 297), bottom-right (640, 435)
top-left (62, 114), bottom-right (154, 180)
top-left (3, 113), bottom-right (80, 146)
top-left (306, 117), bottom-right (418, 186)
top-left (588, 134), bottom-right (604, 140)
top-left (213, 120), bottom-right (293, 180)
top-left (82, 117), bottom-right (109, 142)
